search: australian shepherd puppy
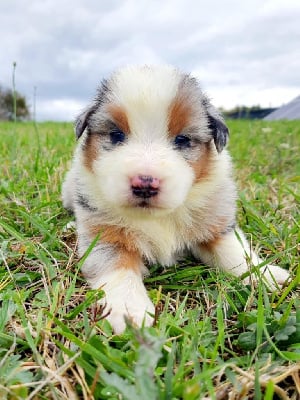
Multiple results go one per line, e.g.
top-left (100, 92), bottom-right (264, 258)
top-left (62, 65), bottom-right (290, 334)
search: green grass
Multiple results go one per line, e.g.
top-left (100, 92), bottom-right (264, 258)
top-left (0, 120), bottom-right (299, 399)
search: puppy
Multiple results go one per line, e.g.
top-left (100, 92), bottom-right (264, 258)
top-left (62, 65), bottom-right (290, 334)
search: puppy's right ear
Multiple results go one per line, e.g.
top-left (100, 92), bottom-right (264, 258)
top-left (75, 107), bottom-right (95, 139)
top-left (75, 79), bottom-right (109, 139)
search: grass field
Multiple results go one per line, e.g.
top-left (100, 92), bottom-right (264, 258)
top-left (0, 120), bottom-right (299, 399)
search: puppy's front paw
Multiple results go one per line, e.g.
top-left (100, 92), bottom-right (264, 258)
top-left (100, 270), bottom-right (155, 334)
top-left (247, 264), bottom-right (290, 290)
top-left (105, 294), bottom-right (155, 334)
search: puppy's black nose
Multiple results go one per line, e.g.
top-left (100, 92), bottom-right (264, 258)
top-left (131, 175), bottom-right (160, 198)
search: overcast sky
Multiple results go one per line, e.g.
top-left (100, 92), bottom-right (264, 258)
top-left (1, 0), bottom-right (300, 121)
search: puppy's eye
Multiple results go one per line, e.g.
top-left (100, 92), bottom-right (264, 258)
top-left (174, 134), bottom-right (191, 149)
top-left (110, 129), bottom-right (126, 145)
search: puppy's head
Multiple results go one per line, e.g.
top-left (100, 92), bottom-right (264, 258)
top-left (76, 65), bottom-right (229, 216)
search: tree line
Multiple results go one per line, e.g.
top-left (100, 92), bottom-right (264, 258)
top-left (221, 105), bottom-right (277, 120)
top-left (0, 85), bottom-right (30, 121)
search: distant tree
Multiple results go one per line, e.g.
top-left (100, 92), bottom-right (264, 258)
top-left (0, 85), bottom-right (30, 121)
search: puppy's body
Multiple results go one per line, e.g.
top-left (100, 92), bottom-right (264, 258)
top-left (63, 65), bottom-right (289, 333)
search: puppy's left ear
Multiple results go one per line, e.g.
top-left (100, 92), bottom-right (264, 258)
top-left (207, 114), bottom-right (229, 153)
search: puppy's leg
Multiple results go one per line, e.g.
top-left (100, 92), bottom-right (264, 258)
top-left (80, 238), bottom-right (154, 334)
top-left (193, 229), bottom-right (290, 289)
top-left (62, 168), bottom-right (76, 212)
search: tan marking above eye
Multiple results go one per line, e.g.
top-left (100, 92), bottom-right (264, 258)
top-left (168, 95), bottom-right (192, 137)
top-left (107, 104), bottom-right (130, 134)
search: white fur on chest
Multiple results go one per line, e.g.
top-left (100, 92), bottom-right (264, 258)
top-left (128, 216), bottom-right (184, 265)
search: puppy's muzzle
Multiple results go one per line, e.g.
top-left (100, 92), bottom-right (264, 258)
top-left (131, 175), bottom-right (160, 199)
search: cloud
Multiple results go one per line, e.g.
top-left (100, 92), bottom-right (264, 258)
top-left (1, 0), bottom-right (299, 120)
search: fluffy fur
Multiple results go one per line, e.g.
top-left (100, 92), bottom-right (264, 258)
top-left (62, 65), bottom-right (290, 334)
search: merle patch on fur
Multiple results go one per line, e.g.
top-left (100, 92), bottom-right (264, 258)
top-left (75, 193), bottom-right (98, 212)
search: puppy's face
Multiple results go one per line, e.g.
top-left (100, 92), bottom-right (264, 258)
top-left (76, 65), bottom-right (228, 216)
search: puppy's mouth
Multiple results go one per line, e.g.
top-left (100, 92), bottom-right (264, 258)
top-left (125, 193), bottom-right (165, 213)
top-left (129, 197), bottom-right (159, 209)
top-left (122, 200), bottom-right (169, 219)
top-left (136, 200), bottom-right (152, 208)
